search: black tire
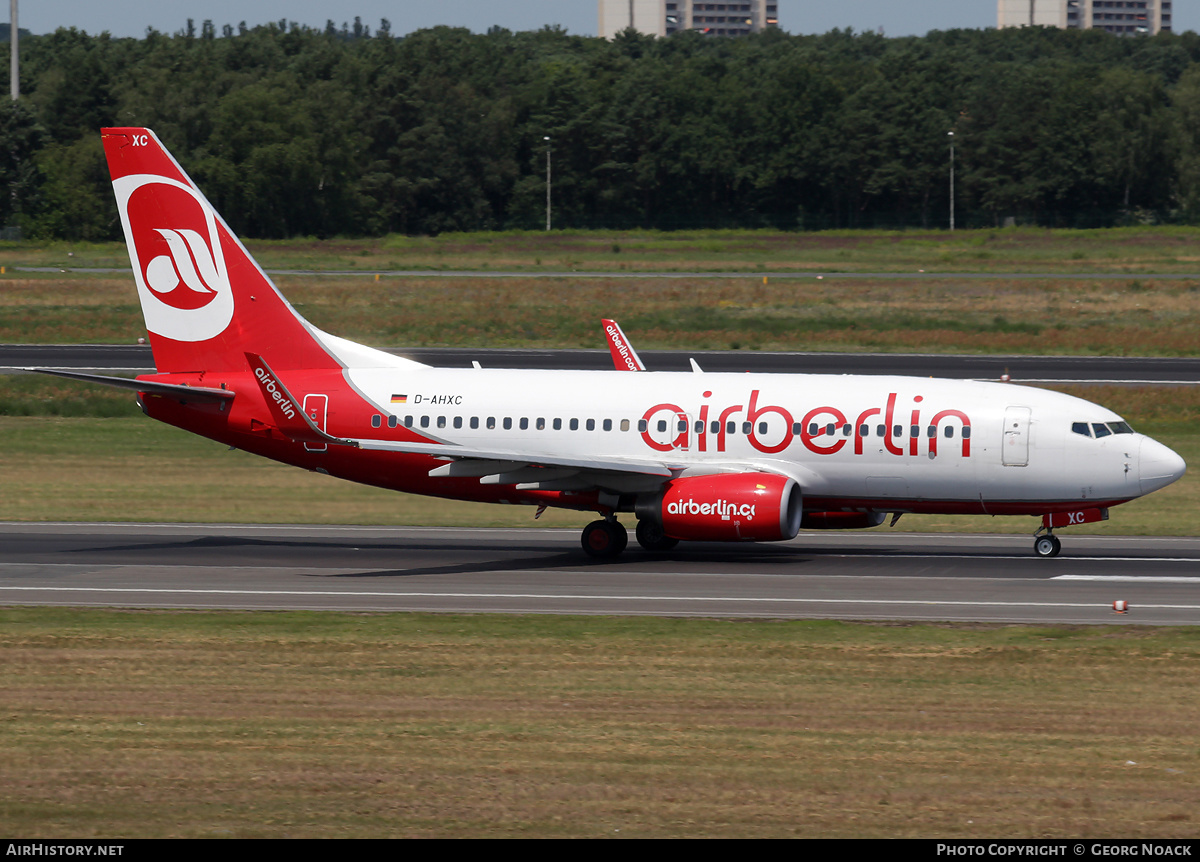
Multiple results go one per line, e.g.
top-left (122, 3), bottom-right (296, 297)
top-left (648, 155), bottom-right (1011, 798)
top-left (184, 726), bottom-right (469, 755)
top-left (1034, 535), bottom-right (1061, 558)
top-left (582, 519), bottom-right (626, 558)
top-left (636, 519), bottom-right (680, 552)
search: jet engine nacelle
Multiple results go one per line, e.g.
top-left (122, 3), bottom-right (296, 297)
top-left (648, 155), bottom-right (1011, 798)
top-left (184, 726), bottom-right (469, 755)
top-left (640, 472), bottom-right (803, 542)
top-left (800, 511), bottom-right (887, 530)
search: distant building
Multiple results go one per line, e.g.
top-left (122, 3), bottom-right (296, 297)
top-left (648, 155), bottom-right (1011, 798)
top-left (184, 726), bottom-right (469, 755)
top-left (598, 0), bottom-right (779, 39)
top-left (997, 1), bottom-right (1172, 36)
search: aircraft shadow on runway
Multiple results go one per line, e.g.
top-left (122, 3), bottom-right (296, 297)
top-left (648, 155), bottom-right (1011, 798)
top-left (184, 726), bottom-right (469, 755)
top-left (52, 531), bottom-right (1053, 581)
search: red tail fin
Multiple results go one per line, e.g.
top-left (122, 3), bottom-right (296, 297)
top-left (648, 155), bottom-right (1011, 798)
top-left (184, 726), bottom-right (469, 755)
top-left (102, 128), bottom-right (338, 374)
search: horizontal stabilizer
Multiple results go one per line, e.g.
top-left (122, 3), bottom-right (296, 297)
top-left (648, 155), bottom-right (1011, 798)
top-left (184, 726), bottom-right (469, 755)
top-left (29, 368), bottom-right (234, 404)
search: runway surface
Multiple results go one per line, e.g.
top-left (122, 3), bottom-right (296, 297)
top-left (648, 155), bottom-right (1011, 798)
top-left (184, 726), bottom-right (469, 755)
top-left (3, 523), bottom-right (1199, 625)
top-left (4, 343), bottom-right (1199, 383)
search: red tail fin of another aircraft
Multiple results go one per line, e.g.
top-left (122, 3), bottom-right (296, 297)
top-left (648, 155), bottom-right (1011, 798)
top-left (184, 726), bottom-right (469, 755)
top-left (102, 127), bottom-right (341, 374)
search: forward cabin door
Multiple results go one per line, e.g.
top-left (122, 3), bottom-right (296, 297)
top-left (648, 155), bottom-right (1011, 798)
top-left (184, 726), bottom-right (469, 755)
top-left (1002, 406), bottom-right (1031, 467)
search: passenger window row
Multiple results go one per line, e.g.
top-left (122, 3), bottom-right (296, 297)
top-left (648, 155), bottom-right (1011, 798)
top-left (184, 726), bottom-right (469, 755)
top-left (372, 415), bottom-right (634, 432)
top-left (370, 414), bottom-right (969, 439)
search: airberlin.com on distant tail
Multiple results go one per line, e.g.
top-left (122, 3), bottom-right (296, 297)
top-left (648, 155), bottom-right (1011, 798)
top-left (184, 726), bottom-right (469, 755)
top-left (33, 128), bottom-right (1186, 559)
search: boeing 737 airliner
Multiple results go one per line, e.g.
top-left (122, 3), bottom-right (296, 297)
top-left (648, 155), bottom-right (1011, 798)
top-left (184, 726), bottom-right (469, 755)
top-left (35, 128), bottom-right (1187, 558)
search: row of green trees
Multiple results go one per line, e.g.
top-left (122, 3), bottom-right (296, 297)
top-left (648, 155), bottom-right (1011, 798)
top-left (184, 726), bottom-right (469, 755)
top-left (6, 20), bottom-right (1200, 239)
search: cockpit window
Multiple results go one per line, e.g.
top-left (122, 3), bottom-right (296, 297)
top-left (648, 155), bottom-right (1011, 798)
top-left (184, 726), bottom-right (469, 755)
top-left (1076, 421), bottom-right (1133, 438)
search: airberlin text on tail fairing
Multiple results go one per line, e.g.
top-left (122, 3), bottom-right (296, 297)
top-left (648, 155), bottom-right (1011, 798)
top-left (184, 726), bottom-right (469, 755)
top-left (36, 127), bottom-right (1183, 560)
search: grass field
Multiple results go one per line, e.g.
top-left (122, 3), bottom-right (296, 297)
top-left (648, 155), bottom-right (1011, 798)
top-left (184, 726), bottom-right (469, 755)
top-left (4, 271), bottom-right (1200, 355)
top-left (8, 225), bottom-right (1200, 274)
top-left (1, 609), bottom-right (1197, 838)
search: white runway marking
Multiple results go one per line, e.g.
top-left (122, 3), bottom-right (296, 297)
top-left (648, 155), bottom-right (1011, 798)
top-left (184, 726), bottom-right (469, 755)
top-left (3, 585), bottom-right (1200, 611)
top-left (1052, 575), bottom-right (1200, 583)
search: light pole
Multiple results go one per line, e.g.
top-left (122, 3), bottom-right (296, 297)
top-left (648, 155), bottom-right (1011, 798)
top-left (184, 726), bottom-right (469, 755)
top-left (544, 136), bottom-right (551, 232)
top-left (10, 0), bottom-right (18, 101)
top-left (947, 131), bottom-right (955, 232)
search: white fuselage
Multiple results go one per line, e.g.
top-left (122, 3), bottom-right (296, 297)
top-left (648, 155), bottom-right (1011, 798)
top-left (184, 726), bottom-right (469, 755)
top-left (341, 366), bottom-right (1181, 513)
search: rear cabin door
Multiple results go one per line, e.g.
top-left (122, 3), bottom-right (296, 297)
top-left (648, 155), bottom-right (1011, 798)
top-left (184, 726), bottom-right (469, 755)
top-left (303, 394), bottom-right (328, 452)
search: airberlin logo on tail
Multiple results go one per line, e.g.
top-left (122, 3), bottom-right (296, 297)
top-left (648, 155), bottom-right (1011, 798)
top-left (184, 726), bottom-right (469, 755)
top-left (112, 174), bottom-right (234, 342)
top-left (253, 365), bottom-right (297, 420)
top-left (144, 228), bottom-right (220, 308)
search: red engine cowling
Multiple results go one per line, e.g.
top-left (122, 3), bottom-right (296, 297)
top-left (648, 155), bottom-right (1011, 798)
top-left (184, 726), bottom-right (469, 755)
top-left (644, 472), bottom-right (803, 542)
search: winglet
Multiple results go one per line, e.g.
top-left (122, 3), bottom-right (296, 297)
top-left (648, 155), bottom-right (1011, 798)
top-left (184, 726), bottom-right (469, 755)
top-left (245, 352), bottom-right (357, 447)
top-left (602, 319), bottom-right (645, 371)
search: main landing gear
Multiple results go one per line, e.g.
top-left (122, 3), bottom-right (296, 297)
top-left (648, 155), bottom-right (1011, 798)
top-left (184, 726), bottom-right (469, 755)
top-left (581, 518), bottom-right (627, 558)
top-left (581, 518), bottom-right (680, 558)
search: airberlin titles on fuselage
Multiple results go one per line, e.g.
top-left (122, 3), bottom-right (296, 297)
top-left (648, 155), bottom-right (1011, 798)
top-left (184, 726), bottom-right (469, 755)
top-left (638, 389), bottom-right (972, 457)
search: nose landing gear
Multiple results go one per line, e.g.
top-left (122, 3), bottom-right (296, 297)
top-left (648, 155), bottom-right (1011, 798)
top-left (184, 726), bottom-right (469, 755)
top-left (1033, 532), bottom-right (1062, 558)
top-left (1033, 507), bottom-right (1109, 558)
